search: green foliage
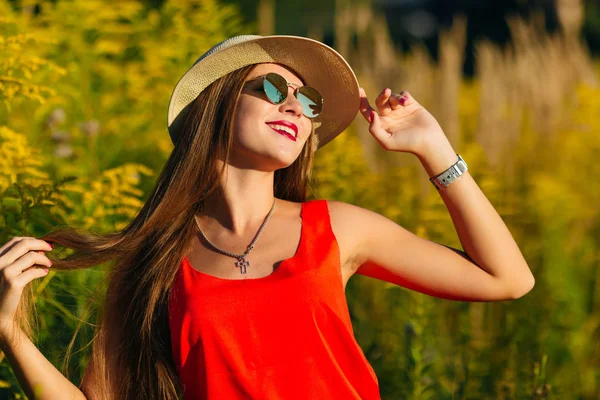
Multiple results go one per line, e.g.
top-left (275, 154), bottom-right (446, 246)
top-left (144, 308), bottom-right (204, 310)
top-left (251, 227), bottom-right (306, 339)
top-left (312, 73), bottom-right (600, 400)
top-left (1, 0), bottom-right (599, 399)
top-left (0, 0), bottom-right (247, 397)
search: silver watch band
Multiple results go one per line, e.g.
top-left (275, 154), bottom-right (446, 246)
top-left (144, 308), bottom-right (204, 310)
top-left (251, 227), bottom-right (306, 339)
top-left (429, 154), bottom-right (468, 191)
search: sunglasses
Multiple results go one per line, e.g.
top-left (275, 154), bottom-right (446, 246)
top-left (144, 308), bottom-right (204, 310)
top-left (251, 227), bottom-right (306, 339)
top-left (245, 72), bottom-right (323, 119)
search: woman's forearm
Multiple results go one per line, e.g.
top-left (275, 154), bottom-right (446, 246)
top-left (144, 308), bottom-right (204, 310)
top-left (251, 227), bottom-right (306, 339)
top-left (0, 324), bottom-right (87, 400)
top-left (417, 136), bottom-right (535, 298)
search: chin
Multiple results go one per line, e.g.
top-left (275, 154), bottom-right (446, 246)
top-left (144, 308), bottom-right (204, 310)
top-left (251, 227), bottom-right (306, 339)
top-left (269, 154), bottom-right (299, 171)
top-left (230, 140), bottom-right (303, 171)
top-left (260, 144), bottom-right (303, 170)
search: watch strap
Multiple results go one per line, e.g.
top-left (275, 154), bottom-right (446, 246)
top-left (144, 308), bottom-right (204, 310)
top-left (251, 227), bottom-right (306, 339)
top-left (429, 154), bottom-right (468, 191)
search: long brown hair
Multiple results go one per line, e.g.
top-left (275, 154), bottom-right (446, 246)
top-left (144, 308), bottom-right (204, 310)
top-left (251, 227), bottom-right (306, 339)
top-left (16, 63), bottom-right (318, 399)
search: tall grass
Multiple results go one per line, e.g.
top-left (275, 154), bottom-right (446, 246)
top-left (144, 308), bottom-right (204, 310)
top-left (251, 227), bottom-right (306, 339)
top-left (312, 2), bottom-right (600, 399)
top-left (1, 0), bottom-right (599, 398)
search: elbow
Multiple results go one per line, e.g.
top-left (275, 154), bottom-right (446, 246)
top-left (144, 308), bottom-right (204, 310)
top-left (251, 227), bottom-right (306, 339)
top-left (508, 271), bottom-right (535, 299)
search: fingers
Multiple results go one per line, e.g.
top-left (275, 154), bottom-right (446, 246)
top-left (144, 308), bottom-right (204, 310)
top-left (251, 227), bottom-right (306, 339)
top-left (359, 87), bottom-right (389, 145)
top-left (358, 87), bottom-right (374, 122)
top-left (0, 237), bottom-right (53, 268)
top-left (0, 236), bottom-right (25, 254)
top-left (11, 266), bottom-right (50, 289)
top-left (359, 87), bottom-right (414, 122)
top-left (0, 237), bottom-right (53, 285)
top-left (374, 88), bottom-right (412, 114)
top-left (374, 88), bottom-right (393, 115)
top-left (2, 251), bottom-right (52, 278)
top-left (0, 238), bottom-right (53, 327)
top-left (358, 87), bottom-right (380, 126)
top-left (389, 91), bottom-right (410, 109)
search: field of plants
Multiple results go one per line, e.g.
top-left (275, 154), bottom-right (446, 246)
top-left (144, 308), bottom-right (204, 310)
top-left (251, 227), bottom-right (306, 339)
top-left (1, 0), bottom-right (599, 399)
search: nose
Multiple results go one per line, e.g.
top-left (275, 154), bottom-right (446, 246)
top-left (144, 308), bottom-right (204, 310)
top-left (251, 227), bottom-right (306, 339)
top-left (279, 87), bottom-right (303, 117)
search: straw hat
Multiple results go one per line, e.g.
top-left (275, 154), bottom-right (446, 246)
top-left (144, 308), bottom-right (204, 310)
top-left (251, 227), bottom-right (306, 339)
top-left (167, 35), bottom-right (359, 148)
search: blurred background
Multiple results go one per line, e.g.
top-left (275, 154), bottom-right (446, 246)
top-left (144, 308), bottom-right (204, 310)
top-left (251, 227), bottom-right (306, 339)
top-left (1, 0), bottom-right (599, 399)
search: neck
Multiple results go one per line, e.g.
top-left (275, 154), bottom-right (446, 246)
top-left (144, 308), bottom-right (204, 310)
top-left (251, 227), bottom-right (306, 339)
top-left (200, 162), bottom-right (277, 235)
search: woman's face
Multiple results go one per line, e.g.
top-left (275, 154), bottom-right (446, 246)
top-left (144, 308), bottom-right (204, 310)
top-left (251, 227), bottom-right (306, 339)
top-left (230, 63), bottom-right (314, 171)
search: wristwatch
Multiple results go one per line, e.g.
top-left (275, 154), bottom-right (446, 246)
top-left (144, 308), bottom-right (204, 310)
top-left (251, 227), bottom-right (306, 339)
top-left (429, 154), bottom-right (468, 191)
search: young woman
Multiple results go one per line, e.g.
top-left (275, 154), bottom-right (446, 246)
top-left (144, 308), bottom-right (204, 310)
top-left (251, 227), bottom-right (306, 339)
top-left (0, 35), bottom-right (534, 400)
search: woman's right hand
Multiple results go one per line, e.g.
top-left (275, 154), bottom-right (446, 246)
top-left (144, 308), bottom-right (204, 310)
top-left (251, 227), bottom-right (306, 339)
top-left (0, 237), bottom-right (54, 334)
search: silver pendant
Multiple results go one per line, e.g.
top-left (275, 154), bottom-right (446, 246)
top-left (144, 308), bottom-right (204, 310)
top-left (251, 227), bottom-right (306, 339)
top-left (236, 257), bottom-right (250, 274)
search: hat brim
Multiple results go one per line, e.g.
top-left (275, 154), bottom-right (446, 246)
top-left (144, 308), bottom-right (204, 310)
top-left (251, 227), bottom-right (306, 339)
top-left (167, 35), bottom-right (359, 149)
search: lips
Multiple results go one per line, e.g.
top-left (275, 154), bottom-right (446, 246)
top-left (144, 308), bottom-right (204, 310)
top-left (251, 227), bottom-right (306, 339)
top-left (267, 125), bottom-right (296, 141)
top-left (265, 120), bottom-right (298, 137)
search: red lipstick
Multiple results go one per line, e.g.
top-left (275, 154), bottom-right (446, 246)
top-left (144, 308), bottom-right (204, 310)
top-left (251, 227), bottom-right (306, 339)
top-left (265, 120), bottom-right (298, 136)
top-left (265, 120), bottom-right (298, 142)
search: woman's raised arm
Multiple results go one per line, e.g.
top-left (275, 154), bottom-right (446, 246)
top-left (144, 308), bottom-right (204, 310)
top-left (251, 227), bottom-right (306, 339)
top-left (337, 88), bottom-right (535, 301)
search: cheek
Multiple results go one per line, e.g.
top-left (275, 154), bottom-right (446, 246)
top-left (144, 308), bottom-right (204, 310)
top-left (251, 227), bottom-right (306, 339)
top-left (232, 102), bottom-right (254, 131)
top-left (300, 122), bottom-right (315, 143)
top-left (233, 98), bottom-right (267, 128)
top-left (231, 106), bottom-right (267, 148)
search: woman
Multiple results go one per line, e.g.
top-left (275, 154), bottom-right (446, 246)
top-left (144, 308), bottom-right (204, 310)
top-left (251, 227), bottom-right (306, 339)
top-left (0, 35), bottom-right (534, 399)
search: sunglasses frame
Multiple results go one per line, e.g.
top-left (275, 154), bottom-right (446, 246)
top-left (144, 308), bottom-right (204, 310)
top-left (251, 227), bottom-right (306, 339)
top-left (245, 72), bottom-right (323, 119)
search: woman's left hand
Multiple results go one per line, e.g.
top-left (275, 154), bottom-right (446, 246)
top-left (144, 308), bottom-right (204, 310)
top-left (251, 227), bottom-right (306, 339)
top-left (358, 87), bottom-right (446, 155)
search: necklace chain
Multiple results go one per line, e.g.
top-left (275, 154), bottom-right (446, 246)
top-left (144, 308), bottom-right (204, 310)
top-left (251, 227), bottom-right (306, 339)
top-left (193, 199), bottom-right (276, 274)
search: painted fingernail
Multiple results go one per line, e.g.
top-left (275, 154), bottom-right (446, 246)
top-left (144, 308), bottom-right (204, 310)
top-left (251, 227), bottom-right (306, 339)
top-left (399, 97), bottom-right (406, 106)
top-left (370, 110), bottom-right (375, 120)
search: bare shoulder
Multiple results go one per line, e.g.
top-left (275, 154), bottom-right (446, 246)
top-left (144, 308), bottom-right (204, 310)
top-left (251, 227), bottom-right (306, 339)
top-left (326, 199), bottom-right (392, 233)
top-left (277, 198), bottom-right (303, 215)
top-left (326, 199), bottom-right (376, 219)
top-left (325, 200), bottom-right (389, 273)
top-left (325, 199), bottom-right (364, 231)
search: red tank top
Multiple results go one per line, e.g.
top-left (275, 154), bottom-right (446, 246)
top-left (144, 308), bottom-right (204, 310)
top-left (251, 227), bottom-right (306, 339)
top-left (168, 199), bottom-right (380, 399)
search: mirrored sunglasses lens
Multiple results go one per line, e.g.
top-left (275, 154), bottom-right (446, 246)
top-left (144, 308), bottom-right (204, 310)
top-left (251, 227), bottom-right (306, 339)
top-left (297, 87), bottom-right (322, 118)
top-left (264, 73), bottom-right (287, 104)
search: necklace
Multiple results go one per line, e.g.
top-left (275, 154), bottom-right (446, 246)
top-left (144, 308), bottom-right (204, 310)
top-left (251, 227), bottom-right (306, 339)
top-left (193, 199), bottom-right (276, 274)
